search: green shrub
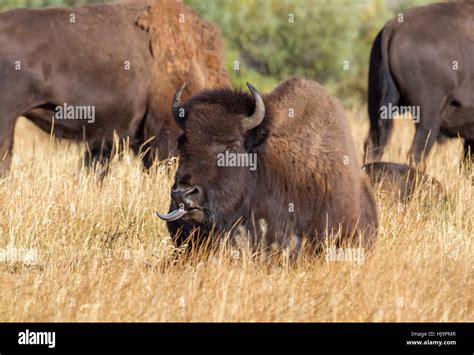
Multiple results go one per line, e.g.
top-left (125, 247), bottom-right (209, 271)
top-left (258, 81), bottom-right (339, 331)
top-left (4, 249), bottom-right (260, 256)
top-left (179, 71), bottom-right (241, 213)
top-left (187, 0), bottom-right (433, 105)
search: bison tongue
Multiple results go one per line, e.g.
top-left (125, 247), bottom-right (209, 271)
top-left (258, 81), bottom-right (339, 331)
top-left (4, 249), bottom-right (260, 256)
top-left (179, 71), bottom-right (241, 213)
top-left (155, 208), bottom-right (187, 221)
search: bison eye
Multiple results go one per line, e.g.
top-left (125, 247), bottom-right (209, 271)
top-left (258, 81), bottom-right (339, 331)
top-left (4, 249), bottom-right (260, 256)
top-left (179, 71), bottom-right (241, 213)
top-left (224, 140), bottom-right (241, 152)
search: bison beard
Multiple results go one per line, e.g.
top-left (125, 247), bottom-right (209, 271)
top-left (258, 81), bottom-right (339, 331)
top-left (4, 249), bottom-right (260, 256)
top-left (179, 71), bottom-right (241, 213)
top-left (158, 78), bottom-right (378, 253)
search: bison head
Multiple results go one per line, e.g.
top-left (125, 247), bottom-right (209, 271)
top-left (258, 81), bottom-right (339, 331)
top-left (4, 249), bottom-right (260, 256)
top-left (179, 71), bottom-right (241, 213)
top-left (157, 83), bottom-right (267, 232)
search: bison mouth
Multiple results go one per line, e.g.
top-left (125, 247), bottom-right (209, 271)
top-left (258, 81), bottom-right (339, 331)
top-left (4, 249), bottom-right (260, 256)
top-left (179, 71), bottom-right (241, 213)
top-left (156, 206), bottom-right (206, 223)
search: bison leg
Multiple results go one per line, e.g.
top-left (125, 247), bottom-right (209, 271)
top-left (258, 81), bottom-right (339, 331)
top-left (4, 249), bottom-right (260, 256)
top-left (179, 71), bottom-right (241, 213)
top-left (463, 139), bottom-right (474, 175)
top-left (142, 128), bottom-right (179, 168)
top-left (358, 174), bottom-right (378, 247)
top-left (408, 126), bottom-right (437, 169)
top-left (464, 139), bottom-right (473, 163)
top-left (0, 65), bottom-right (48, 177)
top-left (141, 114), bottom-right (179, 169)
top-left (407, 103), bottom-right (443, 170)
top-left (83, 140), bottom-right (112, 177)
top-left (0, 129), bottom-right (14, 179)
top-left (0, 111), bottom-right (20, 178)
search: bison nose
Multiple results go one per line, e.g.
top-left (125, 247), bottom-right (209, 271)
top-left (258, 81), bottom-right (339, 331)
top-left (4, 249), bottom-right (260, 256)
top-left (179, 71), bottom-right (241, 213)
top-left (171, 185), bottom-right (205, 209)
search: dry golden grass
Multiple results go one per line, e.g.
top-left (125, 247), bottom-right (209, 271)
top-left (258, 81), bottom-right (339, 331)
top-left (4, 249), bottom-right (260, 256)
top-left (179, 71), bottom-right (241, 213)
top-left (0, 111), bottom-right (472, 322)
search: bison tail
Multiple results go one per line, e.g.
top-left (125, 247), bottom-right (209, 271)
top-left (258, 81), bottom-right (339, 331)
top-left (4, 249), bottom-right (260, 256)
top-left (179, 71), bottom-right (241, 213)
top-left (365, 28), bottom-right (399, 162)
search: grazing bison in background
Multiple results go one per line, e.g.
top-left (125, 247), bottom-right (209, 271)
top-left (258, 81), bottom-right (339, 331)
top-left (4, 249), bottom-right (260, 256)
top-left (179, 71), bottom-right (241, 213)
top-left (158, 78), bottom-right (378, 253)
top-left (365, 2), bottom-right (474, 168)
top-left (0, 0), bottom-right (229, 177)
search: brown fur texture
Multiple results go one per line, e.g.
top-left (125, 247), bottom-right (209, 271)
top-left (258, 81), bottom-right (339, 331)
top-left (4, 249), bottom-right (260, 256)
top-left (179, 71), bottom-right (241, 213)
top-left (166, 78), bottom-right (378, 251)
top-left (137, 0), bottom-right (230, 164)
top-left (137, 0), bottom-right (229, 89)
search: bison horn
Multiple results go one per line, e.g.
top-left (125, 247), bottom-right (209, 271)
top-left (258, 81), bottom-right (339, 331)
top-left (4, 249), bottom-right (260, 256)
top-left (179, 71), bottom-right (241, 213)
top-left (242, 82), bottom-right (265, 132)
top-left (172, 83), bottom-right (187, 129)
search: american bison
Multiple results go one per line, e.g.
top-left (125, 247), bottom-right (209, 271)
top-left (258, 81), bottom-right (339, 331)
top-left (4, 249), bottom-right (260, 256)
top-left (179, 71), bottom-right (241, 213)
top-left (365, 2), bottom-right (474, 168)
top-left (158, 78), bottom-right (378, 253)
top-left (0, 0), bottom-right (229, 177)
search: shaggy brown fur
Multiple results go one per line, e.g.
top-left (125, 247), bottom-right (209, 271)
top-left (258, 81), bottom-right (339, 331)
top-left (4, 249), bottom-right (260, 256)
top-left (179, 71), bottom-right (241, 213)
top-left (137, 0), bottom-right (230, 164)
top-left (0, 0), bottom-right (229, 177)
top-left (137, 0), bottom-right (228, 89)
top-left (166, 78), bottom-right (378, 251)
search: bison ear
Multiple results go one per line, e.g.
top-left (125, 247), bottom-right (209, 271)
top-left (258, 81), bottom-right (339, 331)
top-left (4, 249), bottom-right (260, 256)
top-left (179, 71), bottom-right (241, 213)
top-left (172, 83), bottom-right (187, 130)
top-left (242, 82), bottom-right (265, 132)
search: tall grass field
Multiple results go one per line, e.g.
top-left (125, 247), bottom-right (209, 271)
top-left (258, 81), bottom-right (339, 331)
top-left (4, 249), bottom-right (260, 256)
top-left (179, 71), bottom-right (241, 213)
top-left (0, 108), bottom-right (472, 322)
